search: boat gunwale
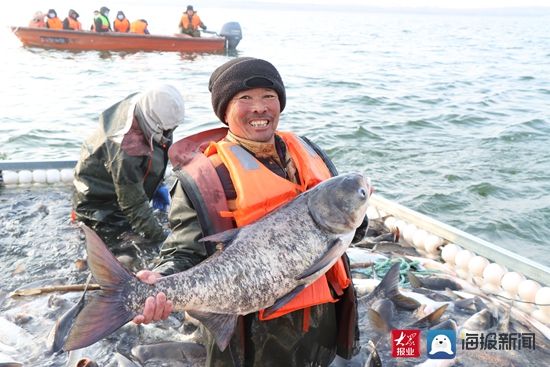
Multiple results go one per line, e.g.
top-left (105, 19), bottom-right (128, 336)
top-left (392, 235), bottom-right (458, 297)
top-left (10, 26), bottom-right (226, 52)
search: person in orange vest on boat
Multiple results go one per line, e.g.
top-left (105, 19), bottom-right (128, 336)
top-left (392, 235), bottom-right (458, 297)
top-left (132, 58), bottom-right (369, 366)
top-left (45, 9), bottom-right (63, 30)
top-left (63, 9), bottom-right (82, 31)
top-left (94, 6), bottom-right (112, 32)
top-left (29, 11), bottom-right (46, 27)
top-left (113, 10), bottom-right (130, 32)
top-left (130, 19), bottom-right (150, 34)
top-left (178, 5), bottom-right (207, 37)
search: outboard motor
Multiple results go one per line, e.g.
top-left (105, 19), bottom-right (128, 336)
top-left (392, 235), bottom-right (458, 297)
top-left (220, 22), bottom-right (242, 50)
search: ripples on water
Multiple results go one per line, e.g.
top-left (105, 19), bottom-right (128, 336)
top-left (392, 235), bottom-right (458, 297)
top-left (1, 7), bottom-right (549, 269)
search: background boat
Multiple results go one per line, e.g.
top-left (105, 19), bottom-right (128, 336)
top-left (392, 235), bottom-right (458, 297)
top-left (10, 23), bottom-right (242, 53)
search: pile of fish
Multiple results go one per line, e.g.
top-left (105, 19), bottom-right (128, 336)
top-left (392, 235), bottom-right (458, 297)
top-left (0, 176), bottom-right (548, 366)
top-left (337, 217), bottom-right (550, 367)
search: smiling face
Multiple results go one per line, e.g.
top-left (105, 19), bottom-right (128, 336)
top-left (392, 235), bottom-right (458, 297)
top-left (224, 87), bottom-right (281, 143)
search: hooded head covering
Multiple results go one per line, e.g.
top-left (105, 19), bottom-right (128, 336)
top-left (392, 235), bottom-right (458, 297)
top-left (208, 57), bottom-right (286, 124)
top-left (32, 11), bottom-right (45, 21)
top-left (69, 9), bottom-right (79, 18)
top-left (134, 85), bottom-right (185, 146)
top-left (186, 5), bottom-right (194, 12)
top-left (47, 9), bottom-right (57, 18)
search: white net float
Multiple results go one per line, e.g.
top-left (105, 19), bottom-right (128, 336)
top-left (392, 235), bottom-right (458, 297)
top-left (46, 169), bottom-right (61, 183)
top-left (60, 168), bottom-right (74, 183)
top-left (516, 279), bottom-right (541, 312)
top-left (441, 243), bottom-right (461, 265)
top-left (468, 255), bottom-right (489, 278)
top-left (18, 170), bottom-right (33, 184)
top-left (412, 229), bottom-right (428, 250)
top-left (1, 170), bottom-right (19, 185)
top-left (402, 223), bottom-right (417, 245)
top-left (424, 234), bottom-right (443, 254)
top-left (500, 271), bottom-right (525, 299)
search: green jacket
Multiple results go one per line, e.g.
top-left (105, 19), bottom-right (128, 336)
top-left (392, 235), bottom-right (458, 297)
top-left (72, 94), bottom-right (169, 241)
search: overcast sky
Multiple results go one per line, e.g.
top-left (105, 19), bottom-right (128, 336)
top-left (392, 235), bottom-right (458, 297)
top-left (247, 0), bottom-right (550, 7)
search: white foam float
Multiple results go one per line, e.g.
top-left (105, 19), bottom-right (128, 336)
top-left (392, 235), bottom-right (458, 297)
top-left (516, 279), bottom-right (541, 312)
top-left (424, 234), bottom-right (443, 254)
top-left (32, 169), bottom-right (47, 184)
top-left (481, 262), bottom-right (506, 293)
top-left (402, 223), bottom-right (417, 246)
top-left (412, 229), bottom-right (428, 250)
top-left (468, 255), bottom-right (489, 277)
top-left (1, 170), bottom-right (19, 185)
top-left (18, 170), bottom-right (33, 184)
top-left (1, 168), bottom-right (75, 185)
top-left (455, 249), bottom-right (474, 279)
top-left (60, 168), bottom-right (74, 182)
top-left (535, 286), bottom-right (550, 318)
top-left (46, 169), bottom-right (61, 183)
top-left (500, 271), bottom-right (525, 300)
top-left (441, 243), bottom-right (461, 265)
top-left (383, 216), bottom-right (397, 232)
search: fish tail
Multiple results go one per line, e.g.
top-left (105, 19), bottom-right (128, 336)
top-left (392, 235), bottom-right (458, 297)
top-left (382, 263), bottom-right (421, 310)
top-left (63, 224), bottom-right (139, 351)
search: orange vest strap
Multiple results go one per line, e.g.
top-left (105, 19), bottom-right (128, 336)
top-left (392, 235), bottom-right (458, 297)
top-left (302, 307), bottom-right (311, 332)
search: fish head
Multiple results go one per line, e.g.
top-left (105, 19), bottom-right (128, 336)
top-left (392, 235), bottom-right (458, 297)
top-left (307, 173), bottom-right (370, 234)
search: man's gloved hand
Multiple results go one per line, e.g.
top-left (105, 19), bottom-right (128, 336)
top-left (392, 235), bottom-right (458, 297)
top-left (152, 184), bottom-right (170, 212)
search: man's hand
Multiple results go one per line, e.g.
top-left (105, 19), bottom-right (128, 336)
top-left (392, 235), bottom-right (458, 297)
top-left (133, 270), bottom-right (174, 324)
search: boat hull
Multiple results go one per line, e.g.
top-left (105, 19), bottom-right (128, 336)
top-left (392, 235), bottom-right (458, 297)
top-left (10, 26), bottom-right (227, 53)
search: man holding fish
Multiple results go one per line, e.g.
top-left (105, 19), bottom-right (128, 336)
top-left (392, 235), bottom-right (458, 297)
top-left (64, 57), bottom-right (371, 366)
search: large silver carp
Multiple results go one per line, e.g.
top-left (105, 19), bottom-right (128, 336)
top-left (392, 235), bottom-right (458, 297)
top-left (63, 173), bottom-right (370, 351)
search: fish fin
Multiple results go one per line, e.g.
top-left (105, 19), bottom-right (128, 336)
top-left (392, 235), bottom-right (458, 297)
top-left (391, 293), bottom-right (421, 310)
top-left (47, 279), bottom-right (90, 354)
top-left (367, 308), bottom-right (391, 332)
top-left (199, 227), bottom-right (240, 246)
top-left (262, 284), bottom-right (306, 319)
top-left (296, 239), bottom-right (346, 280)
top-left (186, 311), bottom-right (238, 351)
top-left (407, 272), bottom-right (423, 288)
top-left (63, 224), bottom-right (138, 351)
top-left (362, 262), bottom-right (420, 310)
top-left (410, 304), bottom-right (449, 328)
top-left (365, 339), bottom-right (383, 367)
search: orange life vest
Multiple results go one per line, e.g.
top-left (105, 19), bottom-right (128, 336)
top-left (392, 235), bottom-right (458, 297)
top-left (180, 13), bottom-right (202, 30)
top-left (130, 20), bottom-right (147, 34)
top-left (203, 131), bottom-right (351, 320)
top-left (114, 18), bottom-right (130, 32)
top-left (46, 17), bottom-right (63, 30)
top-left (66, 17), bottom-right (82, 30)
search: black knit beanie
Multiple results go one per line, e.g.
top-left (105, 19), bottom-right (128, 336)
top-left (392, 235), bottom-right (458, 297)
top-left (209, 57), bottom-right (286, 123)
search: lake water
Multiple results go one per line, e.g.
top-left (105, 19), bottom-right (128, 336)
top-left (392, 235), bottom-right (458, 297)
top-left (2, 3), bottom-right (549, 265)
